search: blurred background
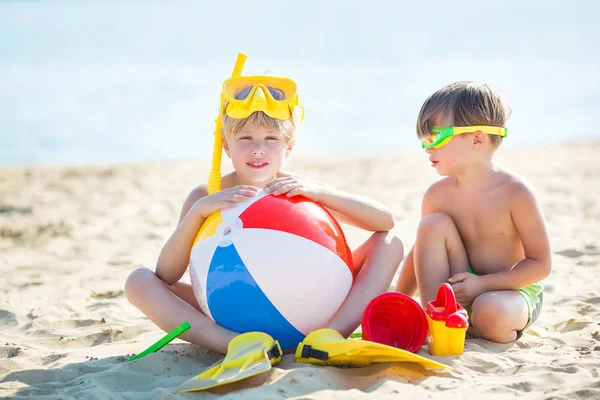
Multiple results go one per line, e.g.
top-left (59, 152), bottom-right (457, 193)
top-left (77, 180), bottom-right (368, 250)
top-left (1, 0), bottom-right (598, 165)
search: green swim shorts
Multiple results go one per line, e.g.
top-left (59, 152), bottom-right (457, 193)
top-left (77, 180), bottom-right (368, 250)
top-left (465, 267), bottom-right (544, 339)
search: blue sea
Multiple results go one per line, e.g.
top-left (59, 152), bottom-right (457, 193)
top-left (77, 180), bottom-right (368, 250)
top-left (1, 0), bottom-right (599, 165)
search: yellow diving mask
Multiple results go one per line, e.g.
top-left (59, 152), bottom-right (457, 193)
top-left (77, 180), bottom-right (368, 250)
top-left (222, 76), bottom-right (304, 121)
top-left (422, 126), bottom-right (508, 149)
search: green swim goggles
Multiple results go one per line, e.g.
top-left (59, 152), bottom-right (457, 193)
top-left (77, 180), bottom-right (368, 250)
top-left (421, 126), bottom-right (508, 149)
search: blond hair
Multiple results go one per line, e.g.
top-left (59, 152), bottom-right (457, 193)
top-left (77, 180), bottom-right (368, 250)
top-left (416, 81), bottom-right (511, 147)
top-left (222, 110), bottom-right (297, 146)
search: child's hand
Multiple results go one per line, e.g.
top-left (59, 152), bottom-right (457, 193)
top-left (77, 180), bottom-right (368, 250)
top-left (263, 177), bottom-right (327, 202)
top-left (191, 186), bottom-right (259, 218)
top-left (448, 272), bottom-right (486, 306)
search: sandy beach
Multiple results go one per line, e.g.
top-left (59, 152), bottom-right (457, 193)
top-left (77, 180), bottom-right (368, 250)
top-left (1, 143), bottom-right (599, 399)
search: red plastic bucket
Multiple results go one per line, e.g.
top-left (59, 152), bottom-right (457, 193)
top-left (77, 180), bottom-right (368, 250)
top-left (361, 292), bottom-right (427, 353)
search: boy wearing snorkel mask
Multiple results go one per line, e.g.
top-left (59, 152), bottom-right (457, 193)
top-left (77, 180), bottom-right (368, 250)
top-left (395, 81), bottom-right (551, 343)
top-left (125, 75), bottom-right (404, 354)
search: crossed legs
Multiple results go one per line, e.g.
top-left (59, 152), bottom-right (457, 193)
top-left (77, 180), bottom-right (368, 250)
top-left (125, 268), bottom-right (237, 353)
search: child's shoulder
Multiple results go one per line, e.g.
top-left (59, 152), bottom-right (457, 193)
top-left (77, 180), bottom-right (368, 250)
top-left (486, 168), bottom-right (540, 211)
top-left (496, 167), bottom-right (537, 198)
top-left (421, 177), bottom-right (455, 211)
top-left (496, 168), bottom-right (545, 221)
top-left (424, 176), bottom-right (455, 197)
top-left (178, 184), bottom-right (209, 220)
top-left (185, 184), bottom-right (209, 204)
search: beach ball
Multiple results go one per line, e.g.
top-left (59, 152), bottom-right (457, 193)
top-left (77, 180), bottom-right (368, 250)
top-left (189, 190), bottom-right (356, 350)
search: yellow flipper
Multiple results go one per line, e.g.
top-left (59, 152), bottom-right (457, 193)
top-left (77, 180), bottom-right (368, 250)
top-left (175, 332), bottom-right (282, 393)
top-left (295, 329), bottom-right (449, 370)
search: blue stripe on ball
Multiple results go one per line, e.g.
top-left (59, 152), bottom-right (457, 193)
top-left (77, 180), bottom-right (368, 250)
top-left (206, 243), bottom-right (305, 349)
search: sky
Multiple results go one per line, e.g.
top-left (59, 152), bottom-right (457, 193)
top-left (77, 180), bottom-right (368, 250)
top-left (1, 0), bottom-right (598, 164)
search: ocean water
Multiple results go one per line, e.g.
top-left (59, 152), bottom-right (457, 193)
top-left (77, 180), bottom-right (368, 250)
top-left (1, 0), bottom-right (599, 165)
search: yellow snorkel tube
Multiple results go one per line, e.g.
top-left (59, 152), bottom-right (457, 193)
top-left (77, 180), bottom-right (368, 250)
top-left (192, 53), bottom-right (247, 247)
top-left (207, 52), bottom-right (248, 194)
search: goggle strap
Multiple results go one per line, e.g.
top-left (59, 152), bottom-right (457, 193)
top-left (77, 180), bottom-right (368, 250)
top-left (452, 126), bottom-right (508, 137)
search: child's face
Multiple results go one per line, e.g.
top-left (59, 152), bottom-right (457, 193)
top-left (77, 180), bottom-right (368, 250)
top-left (224, 123), bottom-right (292, 186)
top-left (424, 115), bottom-right (474, 176)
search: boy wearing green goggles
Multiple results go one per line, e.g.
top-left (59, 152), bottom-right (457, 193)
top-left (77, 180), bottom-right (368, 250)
top-left (395, 81), bottom-right (550, 343)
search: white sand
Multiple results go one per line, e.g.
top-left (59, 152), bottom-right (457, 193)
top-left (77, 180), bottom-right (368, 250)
top-left (1, 143), bottom-right (599, 399)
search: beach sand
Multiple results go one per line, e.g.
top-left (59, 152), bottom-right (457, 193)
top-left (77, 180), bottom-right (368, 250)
top-left (1, 143), bottom-right (599, 399)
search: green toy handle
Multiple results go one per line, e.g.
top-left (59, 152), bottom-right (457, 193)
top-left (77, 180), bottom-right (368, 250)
top-left (127, 321), bottom-right (191, 362)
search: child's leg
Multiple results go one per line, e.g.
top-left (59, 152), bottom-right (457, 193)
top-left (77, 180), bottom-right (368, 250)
top-left (125, 267), bottom-right (238, 354)
top-left (470, 291), bottom-right (529, 343)
top-left (394, 246), bottom-right (417, 296)
top-left (326, 231), bottom-right (404, 338)
top-left (413, 213), bottom-right (470, 306)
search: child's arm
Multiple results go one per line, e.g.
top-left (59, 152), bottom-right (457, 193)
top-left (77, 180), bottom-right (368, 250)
top-left (450, 181), bottom-right (551, 296)
top-left (155, 185), bottom-right (259, 284)
top-left (264, 176), bottom-right (394, 231)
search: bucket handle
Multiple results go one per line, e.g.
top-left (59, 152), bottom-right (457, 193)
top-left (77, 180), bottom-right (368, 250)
top-left (436, 283), bottom-right (457, 313)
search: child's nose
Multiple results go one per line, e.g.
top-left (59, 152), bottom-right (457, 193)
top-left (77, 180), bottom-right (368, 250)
top-left (425, 147), bottom-right (434, 155)
top-left (251, 145), bottom-right (265, 155)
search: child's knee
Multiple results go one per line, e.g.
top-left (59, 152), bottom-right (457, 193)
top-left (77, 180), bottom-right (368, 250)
top-left (388, 233), bottom-right (404, 261)
top-left (417, 212), bottom-right (455, 237)
top-left (373, 231), bottom-right (404, 262)
top-left (124, 267), bottom-right (156, 302)
top-left (471, 295), bottom-right (516, 342)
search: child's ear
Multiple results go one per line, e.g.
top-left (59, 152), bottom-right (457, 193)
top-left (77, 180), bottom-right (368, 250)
top-left (285, 145), bottom-right (293, 158)
top-left (223, 139), bottom-right (231, 158)
top-left (472, 131), bottom-right (486, 149)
